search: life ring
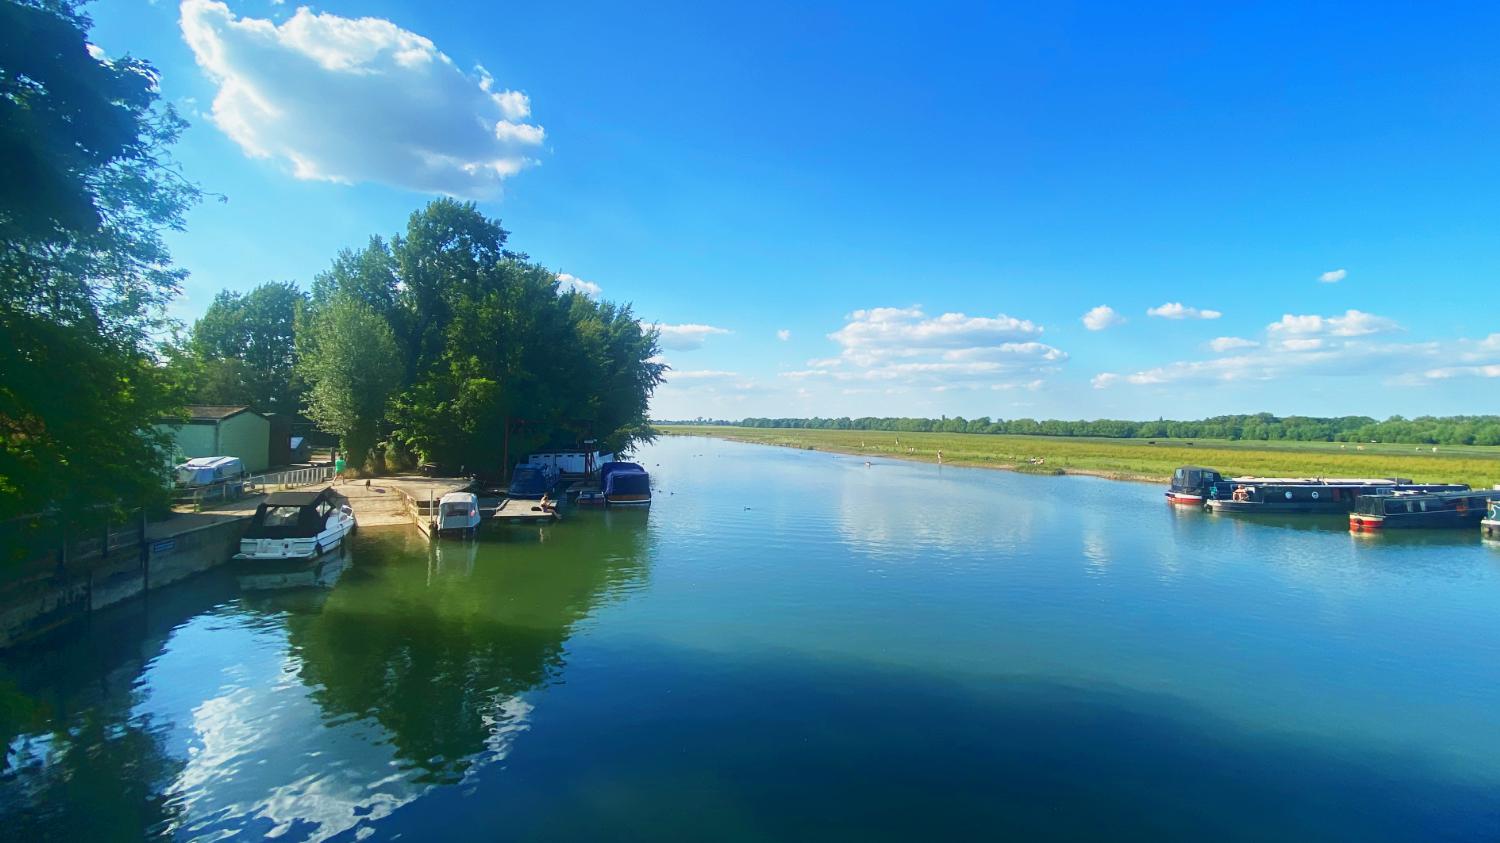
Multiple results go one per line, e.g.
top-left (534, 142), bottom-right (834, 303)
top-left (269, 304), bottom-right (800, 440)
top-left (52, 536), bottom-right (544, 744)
top-left (1457, 498), bottom-right (1468, 513)
top-left (1311, 491), bottom-right (1320, 500)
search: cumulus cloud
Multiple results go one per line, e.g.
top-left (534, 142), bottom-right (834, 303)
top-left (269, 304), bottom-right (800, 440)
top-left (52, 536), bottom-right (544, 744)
top-left (1319, 268), bottom-right (1348, 283)
top-left (1267, 309), bottom-right (1399, 337)
top-left (179, 0), bottom-right (544, 197)
top-left (1081, 305), bottom-right (1125, 331)
top-left (776, 329), bottom-right (791, 341)
top-left (1092, 310), bottom-right (1499, 390)
top-left (556, 273), bottom-right (601, 297)
top-left (651, 323), bottom-right (731, 351)
top-left (1209, 336), bottom-right (1259, 353)
top-left (1147, 302), bottom-right (1222, 320)
top-left (782, 305), bottom-right (1064, 390)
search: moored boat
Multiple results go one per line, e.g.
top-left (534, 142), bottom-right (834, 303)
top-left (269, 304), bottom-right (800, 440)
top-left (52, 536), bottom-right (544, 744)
top-left (1166, 466), bottom-right (1222, 505)
top-left (436, 491), bottom-right (481, 536)
top-left (1481, 498), bottom-right (1499, 538)
top-left (1349, 490), bottom-right (1496, 531)
top-left (508, 461), bottom-right (559, 499)
top-left (234, 488), bottom-right (356, 562)
top-left (1199, 472), bottom-right (1467, 515)
top-left (601, 461), bottom-right (651, 507)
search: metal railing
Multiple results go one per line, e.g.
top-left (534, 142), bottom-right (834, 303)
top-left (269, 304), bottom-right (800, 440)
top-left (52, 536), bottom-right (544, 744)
top-left (246, 466), bottom-right (334, 493)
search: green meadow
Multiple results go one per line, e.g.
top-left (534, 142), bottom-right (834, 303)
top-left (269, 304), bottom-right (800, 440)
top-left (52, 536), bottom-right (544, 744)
top-left (661, 426), bottom-right (1500, 490)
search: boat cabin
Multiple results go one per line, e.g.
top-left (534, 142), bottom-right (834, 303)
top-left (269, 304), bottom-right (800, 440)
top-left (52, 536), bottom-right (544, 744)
top-left (509, 462), bottom-right (559, 499)
top-left (437, 492), bottom-right (481, 535)
top-left (601, 461), bottom-right (651, 506)
top-left (1350, 490), bottom-right (1495, 531)
top-left (236, 488), bottom-right (356, 561)
top-left (1166, 466), bottom-right (1222, 503)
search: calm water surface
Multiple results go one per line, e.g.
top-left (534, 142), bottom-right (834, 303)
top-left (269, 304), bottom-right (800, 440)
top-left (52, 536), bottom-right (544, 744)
top-left (4, 436), bottom-right (1500, 840)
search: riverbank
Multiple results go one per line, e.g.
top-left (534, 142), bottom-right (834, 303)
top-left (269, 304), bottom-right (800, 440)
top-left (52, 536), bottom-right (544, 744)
top-left (660, 425), bottom-right (1500, 489)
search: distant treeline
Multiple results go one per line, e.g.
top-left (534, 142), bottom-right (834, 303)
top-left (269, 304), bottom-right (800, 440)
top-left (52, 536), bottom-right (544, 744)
top-left (661, 414), bottom-right (1500, 446)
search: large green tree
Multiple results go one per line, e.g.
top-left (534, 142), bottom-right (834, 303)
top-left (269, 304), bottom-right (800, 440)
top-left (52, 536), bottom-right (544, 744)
top-left (297, 295), bottom-right (402, 470)
top-left (308, 200), bottom-right (665, 477)
top-left (0, 0), bottom-right (198, 520)
top-left (188, 281), bottom-right (307, 411)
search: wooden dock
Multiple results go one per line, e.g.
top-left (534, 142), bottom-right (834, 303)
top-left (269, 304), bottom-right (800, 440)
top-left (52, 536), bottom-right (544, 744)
top-left (489, 497), bottom-right (560, 525)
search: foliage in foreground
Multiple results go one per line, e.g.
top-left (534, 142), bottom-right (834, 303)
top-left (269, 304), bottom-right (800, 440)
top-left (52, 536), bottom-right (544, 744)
top-left (0, 0), bottom-right (198, 520)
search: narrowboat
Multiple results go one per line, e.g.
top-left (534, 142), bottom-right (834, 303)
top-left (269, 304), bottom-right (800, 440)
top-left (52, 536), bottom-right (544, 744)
top-left (508, 461), bottom-right (559, 499)
top-left (1349, 490), bottom-right (1496, 532)
top-left (601, 461), bottom-right (651, 507)
top-left (234, 488), bottom-right (356, 562)
top-left (1199, 472), bottom-right (1467, 515)
top-left (1479, 497), bottom-right (1499, 538)
top-left (436, 491), bottom-right (481, 536)
top-left (1166, 466), bottom-right (1223, 505)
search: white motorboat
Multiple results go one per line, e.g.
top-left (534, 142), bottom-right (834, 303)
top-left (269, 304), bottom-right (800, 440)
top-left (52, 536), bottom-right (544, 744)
top-left (234, 488), bottom-right (356, 561)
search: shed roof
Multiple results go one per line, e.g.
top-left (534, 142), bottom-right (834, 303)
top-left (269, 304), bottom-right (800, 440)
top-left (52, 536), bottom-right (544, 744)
top-left (180, 405), bottom-right (262, 423)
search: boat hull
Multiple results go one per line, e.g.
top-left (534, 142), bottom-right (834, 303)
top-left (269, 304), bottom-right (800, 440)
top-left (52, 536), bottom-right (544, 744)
top-left (606, 494), bottom-right (651, 507)
top-left (1164, 492), bottom-right (1204, 506)
top-left (1351, 510), bottom-right (1489, 531)
top-left (233, 519), bottom-right (354, 562)
top-left (1207, 499), bottom-right (1351, 515)
top-left (1483, 518), bottom-right (1500, 538)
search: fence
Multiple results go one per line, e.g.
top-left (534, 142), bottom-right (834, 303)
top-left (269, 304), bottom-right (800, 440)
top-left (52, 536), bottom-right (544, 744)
top-left (246, 466), bottom-right (335, 493)
top-left (0, 509), bottom-right (146, 574)
top-left (174, 466), bottom-right (335, 511)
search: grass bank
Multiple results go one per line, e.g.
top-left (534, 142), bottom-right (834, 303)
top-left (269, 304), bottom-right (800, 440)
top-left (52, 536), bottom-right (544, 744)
top-left (660, 426), bottom-right (1500, 489)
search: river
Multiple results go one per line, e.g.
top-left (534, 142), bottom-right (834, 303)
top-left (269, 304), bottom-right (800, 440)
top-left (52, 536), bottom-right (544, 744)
top-left (3, 435), bottom-right (1499, 840)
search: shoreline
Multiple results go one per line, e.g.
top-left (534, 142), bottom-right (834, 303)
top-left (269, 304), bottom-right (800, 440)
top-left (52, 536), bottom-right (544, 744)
top-left (662, 429), bottom-right (1166, 486)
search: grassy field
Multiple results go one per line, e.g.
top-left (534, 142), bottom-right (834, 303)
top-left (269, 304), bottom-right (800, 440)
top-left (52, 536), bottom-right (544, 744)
top-left (661, 425), bottom-right (1500, 489)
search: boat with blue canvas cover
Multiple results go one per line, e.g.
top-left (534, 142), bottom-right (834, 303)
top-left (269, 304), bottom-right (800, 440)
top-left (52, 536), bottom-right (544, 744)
top-left (508, 461), bottom-right (559, 499)
top-left (601, 461), bottom-right (651, 507)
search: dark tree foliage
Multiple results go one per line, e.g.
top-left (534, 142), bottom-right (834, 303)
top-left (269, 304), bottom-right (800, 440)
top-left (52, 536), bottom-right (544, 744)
top-left (303, 200), bottom-right (665, 475)
top-left (680, 414), bottom-right (1500, 447)
top-left (0, 0), bottom-right (199, 520)
top-left (187, 281), bottom-right (308, 411)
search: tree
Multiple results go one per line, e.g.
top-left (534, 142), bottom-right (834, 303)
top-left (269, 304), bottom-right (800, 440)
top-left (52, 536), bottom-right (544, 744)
top-left (188, 281), bottom-right (307, 410)
top-left (298, 295), bottom-right (401, 470)
top-left (0, 0), bottom-right (199, 520)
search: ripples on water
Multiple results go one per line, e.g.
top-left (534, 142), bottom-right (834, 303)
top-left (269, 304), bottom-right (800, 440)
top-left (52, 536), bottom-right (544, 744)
top-left (3, 436), bottom-right (1499, 841)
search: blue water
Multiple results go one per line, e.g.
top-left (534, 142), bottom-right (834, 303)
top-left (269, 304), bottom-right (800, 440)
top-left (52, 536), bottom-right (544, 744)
top-left (3, 435), bottom-right (1499, 840)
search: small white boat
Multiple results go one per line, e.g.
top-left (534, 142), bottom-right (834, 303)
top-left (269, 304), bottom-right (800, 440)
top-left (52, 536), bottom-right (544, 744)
top-left (437, 491), bottom-right (482, 535)
top-left (234, 488), bottom-right (356, 561)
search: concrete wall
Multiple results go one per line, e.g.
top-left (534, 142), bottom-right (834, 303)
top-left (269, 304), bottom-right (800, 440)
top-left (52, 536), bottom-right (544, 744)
top-left (0, 516), bottom-right (250, 649)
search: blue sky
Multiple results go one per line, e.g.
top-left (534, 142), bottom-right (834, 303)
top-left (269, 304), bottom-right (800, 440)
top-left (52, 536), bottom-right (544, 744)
top-left (89, 1), bottom-right (1500, 420)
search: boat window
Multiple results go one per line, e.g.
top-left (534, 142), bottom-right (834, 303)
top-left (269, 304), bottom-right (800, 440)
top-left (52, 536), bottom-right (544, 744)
top-left (1406, 501), bottom-right (1415, 513)
top-left (262, 506), bottom-right (303, 527)
top-left (1419, 500), bottom-right (1427, 512)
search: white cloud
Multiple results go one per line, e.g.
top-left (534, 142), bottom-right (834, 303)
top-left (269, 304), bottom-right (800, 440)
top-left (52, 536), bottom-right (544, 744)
top-left (1209, 336), bottom-right (1259, 353)
top-left (1267, 309), bottom-right (1399, 337)
top-left (651, 323), bottom-right (731, 351)
top-left (1147, 302), bottom-right (1222, 320)
top-left (785, 305), bottom-right (1063, 391)
top-left (556, 273), bottom-right (601, 297)
top-left (1091, 310), bottom-right (1497, 390)
top-left (1319, 268), bottom-right (1348, 283)
top-left (1081, 305), bottom-right (1125, 331)
top-left (179, 0), bottom-right (544, 197)
top-left (776, 329), bottom-right (791, 341)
